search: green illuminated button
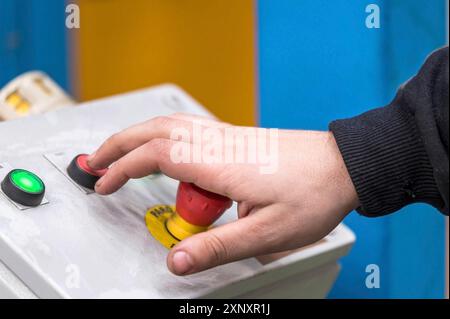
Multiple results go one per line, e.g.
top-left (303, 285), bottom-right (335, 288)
top-left (1, 169), bottom-right (45, 207)
top-left (10, 170), bottom-right (44, 193)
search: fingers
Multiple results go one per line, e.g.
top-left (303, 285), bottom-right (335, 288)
top-left (94, 139), bottom-right (164, 194)
top-left (88, 113), bottom-right (228, 170)
top-left (94, 138), bottom-right (235, 197)
top-left (88, 116), bottom-right (193, 170)
top-left (167, 205), bottom-right (286, 275)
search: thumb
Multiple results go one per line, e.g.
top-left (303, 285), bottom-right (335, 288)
top-left (166, 205), bottom-right (283, 275)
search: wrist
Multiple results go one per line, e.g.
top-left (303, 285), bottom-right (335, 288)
top-left (326, 131), bottom-right (360, 214)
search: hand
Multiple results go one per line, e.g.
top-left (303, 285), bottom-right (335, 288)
top-left (88, 113), bottom-right (359, 275)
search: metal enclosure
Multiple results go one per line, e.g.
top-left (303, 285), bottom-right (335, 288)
top-left (0, 85), bottom-right (354, 298)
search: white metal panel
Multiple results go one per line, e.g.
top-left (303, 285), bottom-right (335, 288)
top-left (0, 84), bottom-right (354, 298)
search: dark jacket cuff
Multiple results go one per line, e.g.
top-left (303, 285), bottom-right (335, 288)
top-left (329, 102), bottom-right (445, 217)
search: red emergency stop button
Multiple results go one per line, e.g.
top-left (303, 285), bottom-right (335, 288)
top-left (146, 182), bottom-right (233, 247)
top-left (67, 154), bottom-right (107, 190)
top-left (165, 182), bottom-right (233, 241)
top-left (176, 182), bottom-right (232, 227)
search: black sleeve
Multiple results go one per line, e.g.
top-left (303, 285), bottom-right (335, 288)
top-left (329, 47), bottom-right (449, 217)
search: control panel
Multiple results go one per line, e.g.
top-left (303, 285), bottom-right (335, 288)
top-left (0, 84), bottom-right (264, 298)
top-left (0, 84), bottom-right (355, 298)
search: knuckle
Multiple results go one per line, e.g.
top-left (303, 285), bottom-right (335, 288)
top-left (203, 233), bottom-right (229, 266)
top-left (152, 116), bottom-right (172, 128)
top-left (215, 167), bottom-right (238, 198)
top-left (146, 139), bottom-right (171, 164)
top-left (147, 138), bottom-right (168, 153)
top-left (105, 133), bottom-right (120, 147)
top-left (110, 160), bottom-right (129, 179)
top-left (105, 133), bottom-right (127, 153)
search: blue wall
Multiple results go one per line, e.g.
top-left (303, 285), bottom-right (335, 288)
top-left (0, 0), bottom-right (68, 89)
top-left (257, 0), bottom-right (447, 298)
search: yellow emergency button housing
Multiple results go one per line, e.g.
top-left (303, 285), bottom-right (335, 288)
top-left (145, 182), bottom-right (232, 249)
top-left (145, 205), bottom-right (180, 249)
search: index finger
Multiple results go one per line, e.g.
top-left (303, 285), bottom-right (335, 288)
top-left (88, 116), bottom-right (195, 170)
top-left (88, 114), bottom-right (229, 170)
top-left (94, 138), bottom-right (240, 199)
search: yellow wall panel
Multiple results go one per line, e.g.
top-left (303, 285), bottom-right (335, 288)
top-left (75, 0), bottom-right (256, 126)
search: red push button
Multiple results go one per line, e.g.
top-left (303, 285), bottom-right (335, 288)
top-left (76, 154), bottom-right (107, 177)
top-left (67, 154), bottom-right (107, 190)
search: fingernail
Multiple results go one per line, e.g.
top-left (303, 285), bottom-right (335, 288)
top-left (172, 251), bottom-right (193, 275)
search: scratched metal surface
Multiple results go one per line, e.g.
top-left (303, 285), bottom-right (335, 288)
top-left (0, 84), bottom-right (261, 298)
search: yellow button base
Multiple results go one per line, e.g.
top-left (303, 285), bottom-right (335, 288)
top-left (145, 205), bottom-right (180, 249)
top-left (165, 212), bottom-right (208, 241)
top-left (145, 205), bottom-right (211, 249)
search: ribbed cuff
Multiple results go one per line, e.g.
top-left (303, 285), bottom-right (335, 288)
top-left (329, 104), bottom-right (444, 217)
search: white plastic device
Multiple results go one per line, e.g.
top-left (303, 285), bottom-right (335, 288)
top-left (0, 71), bottom-right (75, 121)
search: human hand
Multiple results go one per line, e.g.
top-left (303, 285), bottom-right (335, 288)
top-left (88, 113), bottom-right (359, 275)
